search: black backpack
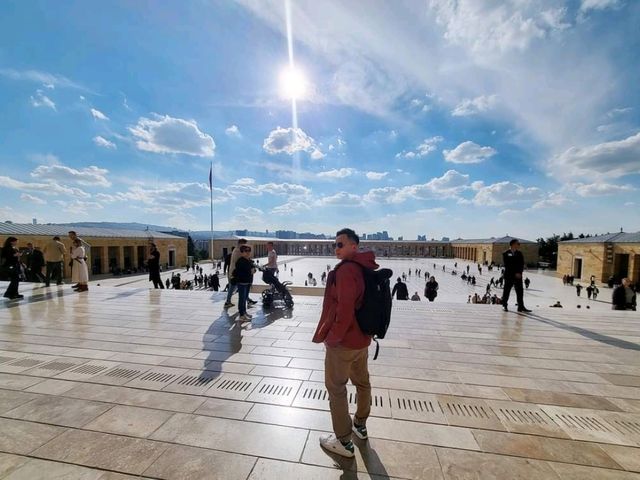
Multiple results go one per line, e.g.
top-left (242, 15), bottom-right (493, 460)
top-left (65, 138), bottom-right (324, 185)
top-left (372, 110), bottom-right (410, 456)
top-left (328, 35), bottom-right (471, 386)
top-left (335, 261), bottom-right (393, 360)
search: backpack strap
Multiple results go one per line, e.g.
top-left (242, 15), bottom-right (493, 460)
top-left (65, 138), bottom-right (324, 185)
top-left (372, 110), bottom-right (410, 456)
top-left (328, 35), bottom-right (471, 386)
top-left (372, 337), bottom-right (380, 360)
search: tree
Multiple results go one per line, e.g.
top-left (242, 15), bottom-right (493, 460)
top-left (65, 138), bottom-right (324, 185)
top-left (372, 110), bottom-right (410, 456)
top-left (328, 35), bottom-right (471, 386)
top-left (187, 235), bottom-right (196, 260)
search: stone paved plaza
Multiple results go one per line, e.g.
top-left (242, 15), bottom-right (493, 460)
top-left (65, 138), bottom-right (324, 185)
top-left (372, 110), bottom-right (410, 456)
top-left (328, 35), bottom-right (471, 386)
top-left (0, 259), bottom-right (639, 479)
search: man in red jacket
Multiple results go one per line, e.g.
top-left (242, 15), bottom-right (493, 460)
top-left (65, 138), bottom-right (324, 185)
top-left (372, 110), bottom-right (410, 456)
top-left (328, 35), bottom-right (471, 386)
top-left (313, 227), bottom-right (375, 458)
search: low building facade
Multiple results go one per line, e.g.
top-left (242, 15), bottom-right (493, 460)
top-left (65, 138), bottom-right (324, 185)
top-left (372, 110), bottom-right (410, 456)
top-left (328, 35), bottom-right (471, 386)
top-left (0, 223), bottom-right (187, 277)
top-left (212, 235), bottom-right (535, 265)
top-left (558, 232), bottom-right (640, 283)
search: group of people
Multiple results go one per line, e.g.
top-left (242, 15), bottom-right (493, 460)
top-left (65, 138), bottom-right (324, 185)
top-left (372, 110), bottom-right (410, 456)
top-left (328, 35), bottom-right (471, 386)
top-left (1, 231), bottom-right (89, 299)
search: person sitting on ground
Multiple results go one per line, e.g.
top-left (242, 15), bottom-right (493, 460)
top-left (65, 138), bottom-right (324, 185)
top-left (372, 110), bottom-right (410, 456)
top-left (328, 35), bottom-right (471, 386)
top-left (550, 301), bottom-right (563, 308)
top-left (411, 292), bottom-right (420, 301)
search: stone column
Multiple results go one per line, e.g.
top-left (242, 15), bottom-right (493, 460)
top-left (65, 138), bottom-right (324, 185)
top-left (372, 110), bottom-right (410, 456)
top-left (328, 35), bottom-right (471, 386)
top-left (101, 247), bottom-right (109, 275)
top-left (118, 246), bottom-right (125, 270)
top-left (132, 245), bottom-right (139, 270)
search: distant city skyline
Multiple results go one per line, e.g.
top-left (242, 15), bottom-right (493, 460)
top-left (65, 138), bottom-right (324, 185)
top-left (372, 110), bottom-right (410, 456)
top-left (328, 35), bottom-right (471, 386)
top-left (0, 1), bottom-right (638, 240)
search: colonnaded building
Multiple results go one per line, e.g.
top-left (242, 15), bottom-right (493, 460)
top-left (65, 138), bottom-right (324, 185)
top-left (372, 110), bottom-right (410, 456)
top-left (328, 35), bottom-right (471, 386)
top-left (558, 231), bottom-right (640, 284)
top-left (0, 223), bottom-right (187, 276)
top-left (211, 235), bottom-right (540, 266)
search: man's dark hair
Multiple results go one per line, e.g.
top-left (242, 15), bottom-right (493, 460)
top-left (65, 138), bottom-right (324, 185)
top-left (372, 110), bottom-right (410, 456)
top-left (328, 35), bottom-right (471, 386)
top-left (267, 241), bottom-right (274, 246)
top-left (336, 228), bottom-right (359, 244)
top-left (240, 245), bottom-right (251, 253)
top-left (68, 231), bottom-right (76, 235)
top-left (509, 238), bottom-right (519, 246)
top-left (53, 236), bottom-right (60, 240)
top-left (238, 238), bottom-right (247, 245)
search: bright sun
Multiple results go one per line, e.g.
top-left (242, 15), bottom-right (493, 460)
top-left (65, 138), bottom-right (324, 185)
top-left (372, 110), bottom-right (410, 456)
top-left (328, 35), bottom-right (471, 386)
top-left (279, 66), bottom-right (307, 100)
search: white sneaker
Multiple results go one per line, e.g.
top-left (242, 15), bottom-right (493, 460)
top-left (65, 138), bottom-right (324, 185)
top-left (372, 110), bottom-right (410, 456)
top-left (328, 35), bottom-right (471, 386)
top-left (319, 434), bottom-right (355, 458)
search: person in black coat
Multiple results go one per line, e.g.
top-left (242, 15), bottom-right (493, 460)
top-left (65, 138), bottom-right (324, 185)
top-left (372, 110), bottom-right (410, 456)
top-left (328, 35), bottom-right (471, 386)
top-left (234, 245), bottom-right (255, 320)
top-left (425, 276), bottom-right (439, 302)
top-left (391, 277), bottom-right (409, 300)
top-left (501, 239), bottom-right (531, 312)
top-left (147, 243), bottom-right (164, 289)
top-left (1, 237), bottom-right (23, 300)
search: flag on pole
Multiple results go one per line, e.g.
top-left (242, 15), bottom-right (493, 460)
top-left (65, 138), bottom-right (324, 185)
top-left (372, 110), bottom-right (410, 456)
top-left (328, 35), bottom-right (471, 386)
top-left (208, 164), bottom-right (213, 191)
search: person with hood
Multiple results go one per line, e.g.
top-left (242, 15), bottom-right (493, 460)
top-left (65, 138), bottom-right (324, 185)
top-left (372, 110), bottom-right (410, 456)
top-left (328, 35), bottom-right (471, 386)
top-left (312, 228), bottom-right (375, 458)
top-left (425, 276), bottom-right (439, 302)
top-left (391, 277), bottom-right (409, 300)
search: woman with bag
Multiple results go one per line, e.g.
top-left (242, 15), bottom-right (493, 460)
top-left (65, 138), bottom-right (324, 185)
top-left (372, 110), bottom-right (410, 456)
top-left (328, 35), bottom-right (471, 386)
top-left (71, 238), bottom-right (89, 292)
top-left (1, 237), bottom-right (23, 300)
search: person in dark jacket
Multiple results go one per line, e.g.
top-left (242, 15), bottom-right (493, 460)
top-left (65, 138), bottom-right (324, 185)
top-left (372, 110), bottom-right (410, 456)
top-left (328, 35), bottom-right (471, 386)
top-left (425, 276), bottom-right (439, 302)
top-left (234, 245), bottom-right (255, 321)
top-left (1, 237), bottom-right (23, 300)
top-left (613, 278), bottom-right (636, 310)
top-left (501, 239), bottom-right (531, 312)
top-left (147, 243), bottom-right (164, 289)
top-left (312, 228), bottom-right (375, 459)
top-left (391, 277), bottom-right (409, 300)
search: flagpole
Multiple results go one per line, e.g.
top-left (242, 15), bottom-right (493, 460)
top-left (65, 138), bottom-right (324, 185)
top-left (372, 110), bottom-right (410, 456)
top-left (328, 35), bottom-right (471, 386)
top-left (209, 161), bottom-right (214, 262)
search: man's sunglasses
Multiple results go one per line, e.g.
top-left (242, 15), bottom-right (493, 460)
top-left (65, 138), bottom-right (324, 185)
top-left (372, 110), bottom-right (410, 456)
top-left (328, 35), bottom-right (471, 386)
top-left (332, 242), bottom-right (345, 249)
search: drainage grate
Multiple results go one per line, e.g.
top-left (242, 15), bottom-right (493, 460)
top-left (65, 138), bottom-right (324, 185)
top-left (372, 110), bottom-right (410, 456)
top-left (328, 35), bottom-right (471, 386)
top-left (395, 397), bottom-right (437, 413)
top-left (348, 391), bottom-right (386, 408)
top-left (105, 368), bottom-right (143, 379)
top-left (67, 364), bottom-right (109, 376)
top-left (138, 372), bottom-right (178, 383)
top-left (608, 419), bottom-right (640, 435)
top-left (37, 361), bottom-right (79, 372)
top-left (247, 378), bottom-right (301, 406)
top-left (163, 371), bottom-right (221, 395)
top-left (553, 414), bottom-right (613, 432)
top-left (7, 358), bottom-right (44, 368)
top-left (441, 401), bottom-right (492, 419)
top-left (205, 374), bottom-right (261, 400)
top-left (292, 382), bottom-right (331, 410)
top-left (497, 408), bottom-right (551, 425)
top-left (177, 375), bottom-right (216, 387)
top-left (389, 391), bottom-right (447, 423)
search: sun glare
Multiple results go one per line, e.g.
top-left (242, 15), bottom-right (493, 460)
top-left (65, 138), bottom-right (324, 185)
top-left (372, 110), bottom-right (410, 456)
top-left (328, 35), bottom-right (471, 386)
top-left (280, 66), bottom-right (307, 100)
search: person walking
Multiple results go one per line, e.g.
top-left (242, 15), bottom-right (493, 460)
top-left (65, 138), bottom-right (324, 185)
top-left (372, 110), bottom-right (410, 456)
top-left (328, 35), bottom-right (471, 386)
top-left (147, 243), bottom-right (164, 289)
top-left (312, 228), bottom-right (375, 458)
top-left (501, 239), bottom-right (531, 312)
top-left (71, 238), bottom-right (89, 292)
top-left (1, 237), bottom-right (23, 300)
top-left (391, 277), bottom-right (409, 300)
top-left (43, 236), bottom-right (65, 287)
top-left (234, 245), bottom-right (255, 322)
top-left (425, 276), bottom-right (439, 302)
top-left (265, 241), bottom-right (278, 277)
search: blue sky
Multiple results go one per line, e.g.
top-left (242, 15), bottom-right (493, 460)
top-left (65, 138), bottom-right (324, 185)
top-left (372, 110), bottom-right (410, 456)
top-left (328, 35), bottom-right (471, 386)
top-left (0, 0), bottom-right (638, 240)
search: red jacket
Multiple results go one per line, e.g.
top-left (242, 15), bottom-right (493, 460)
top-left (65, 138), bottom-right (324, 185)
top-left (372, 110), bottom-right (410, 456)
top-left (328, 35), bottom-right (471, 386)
top-left (312, 250), bottom-right (378, 349)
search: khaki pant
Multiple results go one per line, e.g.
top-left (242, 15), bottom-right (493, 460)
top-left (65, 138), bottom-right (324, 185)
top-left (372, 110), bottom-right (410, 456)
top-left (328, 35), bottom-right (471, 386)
top-left (324, 346), bottom-right (371, 442)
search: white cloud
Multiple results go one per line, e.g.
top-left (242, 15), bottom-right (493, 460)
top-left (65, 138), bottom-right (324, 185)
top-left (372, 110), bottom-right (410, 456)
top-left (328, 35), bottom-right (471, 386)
top-left (396, 136), bottom-right (443, 159)
top-left (0, 175), bottom-right (90, 198)
top-left (429, 1), bottom-right (568, 54)
top-left (0, 68), bottom-right (86, 90)
top-left (129, 114), bottom-right (216, 157)
top-left (365, 171), bottom-right (388, 180)
top-left (54, 200), bottom-right (104, 215)
top-left (233, 178), bottom-right (256, 186)
top-left (317, 168), bottom-right (355, 179)
top-left (20, 193), bottom-right (46, 205)
top-left (317, 192), bottom-right (362, 206)
top-left (531, 192), bottom-right (571, 209)
top-left (579, 0), bottom-right (622, 14)
top-left (452, 94), bottom-right (498, 116)
top-left (551, 131), bottom-right (640, 178)
top-left (607, 107), bottom-right (632, 118)
top-left (225, 125), bottom-right (241, 137)
top-left (573, 182), bottom-right (635, 197)
top-left (90, 108), bottom-right (109, 120)
top-left (228, 180), bottom-right (311, 198)
top-left (93, 136), bottom-right (116, 149)
top-left (310, 149), bottom-right (325, 160)
top-left (364, 170), bottom-right (470, 204)
top-left (31, 164), bottom-right (111, 187)
top-left (271, 201), bottom-right (312, 216)
top-left (443, 141), bottom-right (497, 164)
top-left (473, 181), bottom-right (544, 206)
top-left (30, 90), bottom-right (56, 110)
top-left (263, 126), bottom-right (323, 158)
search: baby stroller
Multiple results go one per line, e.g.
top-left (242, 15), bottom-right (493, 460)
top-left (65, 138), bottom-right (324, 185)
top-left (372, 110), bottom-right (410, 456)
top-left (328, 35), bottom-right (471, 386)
top-left (260, 267), bottom-right (294, 309)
